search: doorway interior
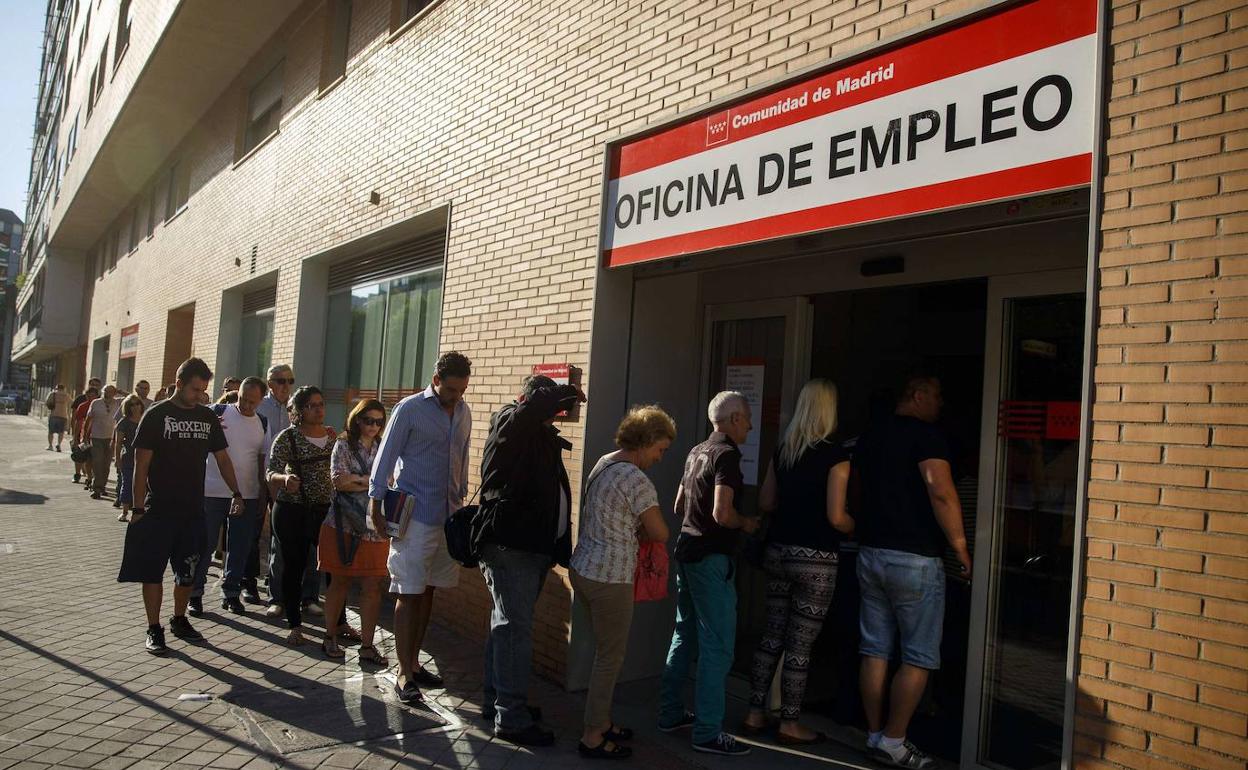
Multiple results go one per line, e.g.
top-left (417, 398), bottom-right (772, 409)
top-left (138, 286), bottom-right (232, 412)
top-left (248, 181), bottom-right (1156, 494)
top-left (162, 304), bottom-right (195, 386)
top-left (710, 273), bottom-right (1084, 769)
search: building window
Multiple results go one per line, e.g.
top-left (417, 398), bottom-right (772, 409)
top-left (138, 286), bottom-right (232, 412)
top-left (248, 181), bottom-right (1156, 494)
top-left (93, 39), bottom-right (107, 101)
top-left (78, 6), bottom-right (90, 64)
top-left (239, 310), bottom-right (275, 380)
top-left (146, 184), bottom-right (158, 238)
top-left (127, 207), bottom-right (139, 253)
top-left (322, 267), bottom-right (443, 429)
top-left (320, 0), bottom-right (352, 89)
top-left (164, 161), bottom-right (188, 221)
top-left (114, 0), bottom-right (132, 64)
top-left (242, 61), bottom-right (283, 156)
top-left (391, 0), bottom-right (434, 31)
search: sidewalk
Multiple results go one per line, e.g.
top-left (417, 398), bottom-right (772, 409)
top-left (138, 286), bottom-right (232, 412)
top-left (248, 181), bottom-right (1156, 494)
top-left (0, 415), bottom-right (906, 770)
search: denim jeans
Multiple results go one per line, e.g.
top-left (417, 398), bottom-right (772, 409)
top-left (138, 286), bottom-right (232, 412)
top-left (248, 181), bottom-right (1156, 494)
top-left (857, 546), bottom-right (946, 670)
top-left (192, 497), bottom-right (260, 600)
top-left (660, 554), bottom-right (738, 744)
top-left (479, 543), bottom-right (550, 732)
top-left (268, 529), bottom-right (320, 604)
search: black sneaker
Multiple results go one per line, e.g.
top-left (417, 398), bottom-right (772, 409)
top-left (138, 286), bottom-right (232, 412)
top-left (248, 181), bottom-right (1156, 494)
top-left (72, 473), bottom-right (80, 483)
top-left (693, 733), bottom-right (751, 756)
top-left (242, 589), bottom-right (263, 605)
top-left (221, 597), bottom-right (246, 614)
top-left (145, 625), bottom-right (167, 655)
top-left (187, 597), bottom-right (203, 617)
top-left (658, 710), bottom-right (696, 733)
top-left (870, 739), bottom-right (936, 769)
top-left (394, 679), bottom-right (423, 704)
top-left (496, 724), bottom-right (555, 747)
top-left (169, 615), bottom-right (204, 642)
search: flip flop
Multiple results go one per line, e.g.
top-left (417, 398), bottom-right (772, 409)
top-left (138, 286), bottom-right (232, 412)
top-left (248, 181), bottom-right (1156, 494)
top-left (604, 725), bottom-right (634, 742)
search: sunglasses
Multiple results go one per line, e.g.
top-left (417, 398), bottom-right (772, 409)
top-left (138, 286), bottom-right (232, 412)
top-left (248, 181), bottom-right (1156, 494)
top-left (359, 417), bottom-right (385, 427)
top-left (271, 378), bottom-right (295, 385)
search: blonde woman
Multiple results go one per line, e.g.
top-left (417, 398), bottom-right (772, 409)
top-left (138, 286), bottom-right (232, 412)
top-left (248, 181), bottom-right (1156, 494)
top-left (742, 379), bottom-right (852, 745)
top-left (569, 406), bottom-right (676, 760)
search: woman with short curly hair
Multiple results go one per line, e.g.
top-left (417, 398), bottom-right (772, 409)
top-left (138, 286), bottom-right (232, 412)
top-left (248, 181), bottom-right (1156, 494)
top-left (569, 405), bottom-right (677, 759)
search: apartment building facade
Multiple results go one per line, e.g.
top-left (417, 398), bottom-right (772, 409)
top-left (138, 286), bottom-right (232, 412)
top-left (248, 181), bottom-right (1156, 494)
top-left (14, 1), bottom-right (1247, 768)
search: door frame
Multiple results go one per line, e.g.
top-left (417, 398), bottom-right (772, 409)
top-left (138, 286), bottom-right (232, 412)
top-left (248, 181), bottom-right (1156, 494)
top-left (698, 297), bottom-right (813, 451)
top-left (961, 268), bottom-right (1087, 770)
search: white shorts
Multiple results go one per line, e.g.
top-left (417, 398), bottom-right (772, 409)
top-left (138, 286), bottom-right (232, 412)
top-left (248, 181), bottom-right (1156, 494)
top-left (387, 520), bottom-right (461, 594)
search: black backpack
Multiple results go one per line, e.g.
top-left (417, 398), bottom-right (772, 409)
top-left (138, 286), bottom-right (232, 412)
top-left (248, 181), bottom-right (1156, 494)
top-left (445, 492), bottom-right (482, 568)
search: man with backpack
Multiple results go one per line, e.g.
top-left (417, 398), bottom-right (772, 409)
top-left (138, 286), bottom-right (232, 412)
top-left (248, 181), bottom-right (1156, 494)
top-left (474, 374), bottom-right (585, 747)
top-left (189, 376), bottom-right (270, 616)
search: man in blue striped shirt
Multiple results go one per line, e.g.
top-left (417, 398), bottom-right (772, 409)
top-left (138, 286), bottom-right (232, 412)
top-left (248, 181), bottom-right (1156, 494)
top-left (368, 351), bottom-right (473, 703)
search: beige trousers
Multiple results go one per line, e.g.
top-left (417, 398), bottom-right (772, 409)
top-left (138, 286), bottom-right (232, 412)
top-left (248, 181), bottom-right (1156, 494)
top-left (571, 568), bottom-right (636, 729)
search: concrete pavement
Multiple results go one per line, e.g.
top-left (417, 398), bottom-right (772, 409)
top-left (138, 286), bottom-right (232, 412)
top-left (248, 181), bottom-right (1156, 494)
top-left (0, 415), bottom-right (902, 770)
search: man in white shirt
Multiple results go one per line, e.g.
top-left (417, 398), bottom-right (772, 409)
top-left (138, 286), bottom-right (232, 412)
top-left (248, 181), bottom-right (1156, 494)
top-left (189, 377), bottom-right (271, 616)
top-left (84, 384), bottom-right (120, 500)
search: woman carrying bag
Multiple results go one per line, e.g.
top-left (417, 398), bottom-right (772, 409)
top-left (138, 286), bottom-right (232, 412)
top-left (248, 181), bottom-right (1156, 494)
top-left (569, 406), bottom-right (677, 760)
top-left (742, 378), bottom-right (853, 745)
top-left (318, 398), bottom-right (391, 664)
top-left (266, 386), bottom-right (335, 646)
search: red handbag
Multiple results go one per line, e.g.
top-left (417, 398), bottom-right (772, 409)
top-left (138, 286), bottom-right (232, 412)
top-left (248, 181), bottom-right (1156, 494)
top-left (633, 540), bottom-right (669, 602)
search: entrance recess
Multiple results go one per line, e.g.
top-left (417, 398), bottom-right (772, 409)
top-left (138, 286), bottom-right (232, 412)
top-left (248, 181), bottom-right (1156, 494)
top-left (964, 270), bottom-right (1085, 770)
top-left (700, 298), bottom-right (810, 669)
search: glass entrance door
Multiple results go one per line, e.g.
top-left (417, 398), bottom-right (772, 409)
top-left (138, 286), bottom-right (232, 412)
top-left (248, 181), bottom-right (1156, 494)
top-left (700, 298), bottom-right (811, 673)
top-left (964, 270), bottom-right (1087, 770)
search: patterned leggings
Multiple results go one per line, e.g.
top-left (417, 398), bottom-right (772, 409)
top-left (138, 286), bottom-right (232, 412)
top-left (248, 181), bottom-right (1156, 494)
top-left (749, 542), bottom-right (839, 721)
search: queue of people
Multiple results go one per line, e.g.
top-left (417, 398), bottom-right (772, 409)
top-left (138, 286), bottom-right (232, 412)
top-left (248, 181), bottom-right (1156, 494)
top-left (55, 348), bottom-right (967, 768)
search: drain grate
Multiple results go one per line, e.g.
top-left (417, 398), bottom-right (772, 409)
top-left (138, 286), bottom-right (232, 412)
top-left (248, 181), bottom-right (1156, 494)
top-left (223, 675), bottom-right (449, 754)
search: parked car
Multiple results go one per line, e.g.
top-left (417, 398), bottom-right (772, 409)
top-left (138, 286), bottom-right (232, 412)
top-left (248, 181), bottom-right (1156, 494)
top-left (0, 387), bottom-right (29, 415)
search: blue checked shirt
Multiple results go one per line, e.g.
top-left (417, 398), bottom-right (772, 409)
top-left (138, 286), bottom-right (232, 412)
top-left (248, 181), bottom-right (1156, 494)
top-left (368, 385), bottom-right (472, 525)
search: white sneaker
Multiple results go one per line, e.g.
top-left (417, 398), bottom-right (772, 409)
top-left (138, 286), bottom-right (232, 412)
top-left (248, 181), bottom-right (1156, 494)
top-left (303, 601), bottom-right (324, 617)
top-left (265, 603), bottom-right (284, 618)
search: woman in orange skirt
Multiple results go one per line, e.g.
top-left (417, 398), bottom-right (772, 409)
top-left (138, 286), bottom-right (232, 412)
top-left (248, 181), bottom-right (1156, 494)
top-left (319, 398), bottom-right (391, 663)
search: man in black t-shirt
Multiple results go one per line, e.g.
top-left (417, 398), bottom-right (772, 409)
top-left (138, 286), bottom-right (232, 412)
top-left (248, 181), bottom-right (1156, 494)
top-left (659, 391), bottom-right (759, 758)
top-left (854, 374), bottom-right (969, 769)
top-left (118, 358), bottom-right (245, 656)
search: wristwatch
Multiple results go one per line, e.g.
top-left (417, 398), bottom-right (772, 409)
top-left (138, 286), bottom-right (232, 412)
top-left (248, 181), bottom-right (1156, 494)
top-left (232, 491), bottom-right (243, 499)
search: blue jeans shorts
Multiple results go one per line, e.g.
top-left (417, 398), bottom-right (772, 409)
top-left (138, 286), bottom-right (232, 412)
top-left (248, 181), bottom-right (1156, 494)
top-left (857, 546), bottom-right (945, 670)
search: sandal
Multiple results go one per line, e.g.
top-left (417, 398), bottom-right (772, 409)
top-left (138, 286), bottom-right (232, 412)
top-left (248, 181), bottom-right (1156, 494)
top-left (286, 629), bottom-right (306, 646)
top-left (776, 730), bottom-right (827, 746)
top-left (338, 626), bottom-right (363, 642)
top-left (358, 645), bottom-right (388, 666)
top-left (603, 725), bottom-right (634, 742)
top-left (577, 738), bottom-right (632, 760)
top-left (322, 638), bottom-right (345, 660)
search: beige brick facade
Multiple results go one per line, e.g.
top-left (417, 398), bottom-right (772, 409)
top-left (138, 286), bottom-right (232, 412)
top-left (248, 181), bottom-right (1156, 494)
top-left (17, 0), bottom-right (1247, 766)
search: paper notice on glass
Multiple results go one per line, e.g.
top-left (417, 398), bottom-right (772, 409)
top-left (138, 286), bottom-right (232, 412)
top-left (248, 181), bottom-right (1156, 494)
top-left (725, 361), bottom-right (765, 485)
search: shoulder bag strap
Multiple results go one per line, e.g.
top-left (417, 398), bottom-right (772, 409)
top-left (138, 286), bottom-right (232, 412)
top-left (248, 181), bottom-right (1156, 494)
top-left (286, 429), bottom-right (310, 508)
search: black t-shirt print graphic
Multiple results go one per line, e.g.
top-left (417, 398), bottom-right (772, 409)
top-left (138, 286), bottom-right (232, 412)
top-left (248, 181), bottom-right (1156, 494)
top-left (132, 400), bottom-right (228, 513)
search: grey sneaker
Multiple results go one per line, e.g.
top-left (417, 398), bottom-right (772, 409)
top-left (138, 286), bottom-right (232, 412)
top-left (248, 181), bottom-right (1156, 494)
top-left (693, 733), bottom-right (750, 756)
top-left (869, 739), bottom-right (936, 769)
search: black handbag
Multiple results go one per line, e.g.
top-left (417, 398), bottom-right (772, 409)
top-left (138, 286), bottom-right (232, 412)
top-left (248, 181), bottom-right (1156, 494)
top-left (445, 491), bottom-right (482, 568)
top-left (70, 443), bottom-right (91, 463)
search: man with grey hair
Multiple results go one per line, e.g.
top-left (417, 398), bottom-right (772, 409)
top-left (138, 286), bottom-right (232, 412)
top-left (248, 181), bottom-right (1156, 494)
top-left (250, 363), bottom-right (320, 613)
top-left (659, 390), bottom-right (759, 757)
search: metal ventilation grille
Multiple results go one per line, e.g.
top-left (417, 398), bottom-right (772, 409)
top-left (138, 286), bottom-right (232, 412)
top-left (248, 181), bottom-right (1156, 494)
top-left (242, 285), bottom-right (277, 314)
top-left (327, 229), bottom-right (446, 292)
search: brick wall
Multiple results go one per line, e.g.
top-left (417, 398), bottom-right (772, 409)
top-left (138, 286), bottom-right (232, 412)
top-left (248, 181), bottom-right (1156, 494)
top-left (1080, 2), bottom-right (1248, 769)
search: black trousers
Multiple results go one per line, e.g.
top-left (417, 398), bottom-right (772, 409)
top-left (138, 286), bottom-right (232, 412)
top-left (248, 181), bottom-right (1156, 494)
top-left (270, 500), bottom-right (322, 628)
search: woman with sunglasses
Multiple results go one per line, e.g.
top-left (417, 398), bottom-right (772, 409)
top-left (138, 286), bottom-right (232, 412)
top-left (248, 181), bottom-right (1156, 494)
top-left (266, 385), bottom-right (335, 646)
top-left (318, 399), bottom-right (391, 663)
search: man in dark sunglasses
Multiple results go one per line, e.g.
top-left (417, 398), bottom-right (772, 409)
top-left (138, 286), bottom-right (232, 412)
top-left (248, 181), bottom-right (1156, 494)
top-left (245, 363), bottom-right (321, 612)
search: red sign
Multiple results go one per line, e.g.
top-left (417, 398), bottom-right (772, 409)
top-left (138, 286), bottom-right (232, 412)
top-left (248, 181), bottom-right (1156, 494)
top-left (532, 363), bottom-right (580, 419)
top-left (119, 324), bottom-right (139, 360)
top-left (601, 0), bottom-right (1097, 268)
top-left (999, 400), bottom-right (1081, 441)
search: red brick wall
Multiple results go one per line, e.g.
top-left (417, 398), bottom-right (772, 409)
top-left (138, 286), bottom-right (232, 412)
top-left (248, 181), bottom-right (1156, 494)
top-left (1079, 2), bottom-right (1248, 768)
